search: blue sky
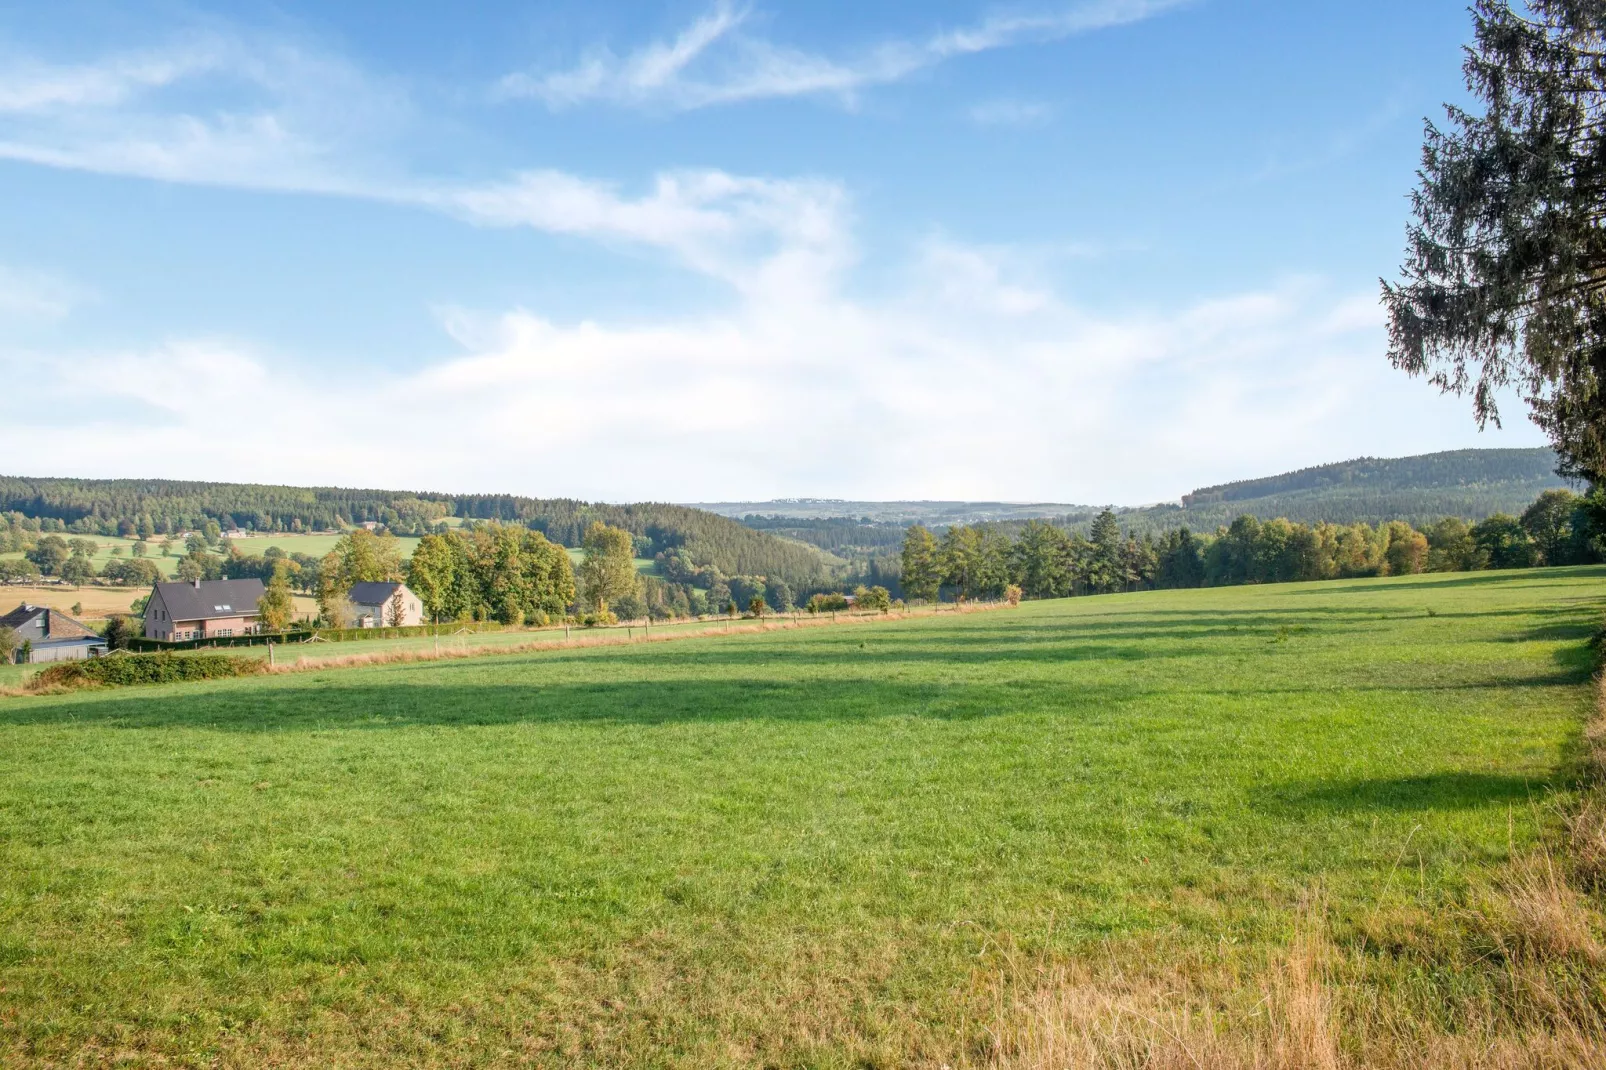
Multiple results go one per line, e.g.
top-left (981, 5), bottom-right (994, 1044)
top-left (0, 0), bottom-right (1548, 504)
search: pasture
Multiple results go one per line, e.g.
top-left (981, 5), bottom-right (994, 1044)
top-left (1, 568), bottom-right (1603, 1067)
top-left (0, 531), bottom-right (424, 582)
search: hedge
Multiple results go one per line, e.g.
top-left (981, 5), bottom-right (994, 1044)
top-left (127, 631), bottom-right (312, 653)
top-left (29, 652), bottom-right (268, 691)
top-left (302, 622), bottom-right (509, 644)
top-left (126, 621), bottom-right (509, 652)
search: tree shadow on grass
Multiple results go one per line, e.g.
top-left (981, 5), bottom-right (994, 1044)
top-left (0, 674), bottom-right (1157, 733)
top-left (1284, 565), bottom-right (1606, 595)
top-left (1256, 772), bottom-right (1553, 815)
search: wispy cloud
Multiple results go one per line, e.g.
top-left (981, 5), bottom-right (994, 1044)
top-left (0, 263), bottom-right (81, 323)
top-left (2, 260), bottom-right (1506, 503)
top-left (0, 32), bottom-right (408, 194)
top-left (0, 34), bottom-right (851, 290)
top-left (966, 98), bottom-right (1055, 127)
top-left (0, 41), bottom-right (224, 112)
top-left (497, 0), bottom-right (1189, 111)
top-left (0, 11), bottom-right (1538, 501)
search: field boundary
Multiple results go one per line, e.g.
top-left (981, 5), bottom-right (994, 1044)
top-left (270, 602), bottom-right (1014, 676)
top-left (4, 601), bottom-right (1015, 695)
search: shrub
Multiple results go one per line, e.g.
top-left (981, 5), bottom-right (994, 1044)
top-left (807, 592), bottom-right (850, 614)
top-left (854, 585), bottom-right (892, 613)
top-left (1005, 584), bottom-right (1023, 606)
top-left (28, 652), bottom-right (268, 691)
top-left (102, 615), bottom-right (136, 651)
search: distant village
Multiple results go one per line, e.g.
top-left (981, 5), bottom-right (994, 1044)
top-left (2, 524), bottom-right (421, 665)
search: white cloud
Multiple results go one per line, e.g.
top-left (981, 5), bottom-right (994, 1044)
top-left (0, 34), bottom-right (853, 289)
top-left (432, 169), bottom-right (852, 292)
top-left (966, 98), bottom-right (1055, 127)
top-left (0, 14), bottom-right (1545, 502)
top-left (0, 33), bottom-right (407, 194)
top-left (0, 41), bottom-right (223, 112)
top-left (498, 0), bottom-right (1189, 111)
top-left (0, 263), bottom-right (80, 323)
top-left (0, 244), bottom-right (1541, 504)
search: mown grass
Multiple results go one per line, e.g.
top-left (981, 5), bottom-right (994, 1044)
top-left (0, 568), bottom-right (1603, 1067)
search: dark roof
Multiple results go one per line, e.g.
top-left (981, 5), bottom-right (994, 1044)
top-left (153, 579), bottom-right (267, 622)
top-left (0, 604), bottom-right (98, 640)
top-left (347, 581), bottom-right (405, 607)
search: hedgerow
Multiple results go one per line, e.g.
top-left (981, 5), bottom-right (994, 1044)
top-left (28, 652), bottom-right (267, 691)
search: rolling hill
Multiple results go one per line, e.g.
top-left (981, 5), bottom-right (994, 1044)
top-left (708, 448), bottom-right (1574, 550)
top-left (0, 477), bottom-right (832, 586)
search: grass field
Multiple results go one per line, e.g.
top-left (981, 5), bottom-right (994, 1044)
top-left (0, 532), bottom-right (425, 581)
top-left (2, 568), bottom-right (1603, 1066)
top-left (562, 546), bottom-right (657, 572)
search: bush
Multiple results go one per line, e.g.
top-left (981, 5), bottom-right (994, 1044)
top-left (854, 585), bottom-right (892, 613)
top-left (102, 615), bottom-right (136, 651)
top-left (807, 592), bottom-right (850, 614)
top-left (29, 652), bottom-right (268, 691)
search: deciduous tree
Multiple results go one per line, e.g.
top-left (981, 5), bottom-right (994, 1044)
top-left (579, 522), bottom-right (638, 616)
top-left (406, 534), bottom-right (454, 623)
top-left (256, 564), bottom-right (296, 632)
top-left (900, 525), bottom-right (942, 602)
top-left (1521, 488), bottom-right (1578, 564)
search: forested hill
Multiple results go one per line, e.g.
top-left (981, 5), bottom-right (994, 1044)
top-left (1135, 447), bottom-right (1572, 530)
top-left (0, 476), bottom-right (830, 585)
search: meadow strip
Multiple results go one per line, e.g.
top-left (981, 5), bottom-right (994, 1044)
top-left (272, 602), bottom-right (1014, 675)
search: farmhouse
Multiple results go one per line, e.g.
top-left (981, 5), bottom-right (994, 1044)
top-left (347, 581), bottom-right (425, 627)
top-left (143, 578), bottom-right (267, 641)
top-left (1, 604), bottom-right (107, 663)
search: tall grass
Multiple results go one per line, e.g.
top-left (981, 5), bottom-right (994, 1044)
top-left (979, 672), bottom-right (1606, 1069)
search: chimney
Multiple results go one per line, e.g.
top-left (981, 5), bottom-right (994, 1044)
top-left (192, 579), bottom-right (200, 589)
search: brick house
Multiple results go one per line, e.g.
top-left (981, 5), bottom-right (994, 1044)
top-left (143, 578), bottom-right (267, 641)
top-left (1, 604), bottom-right (107, 663)
top-left (347, 581), bottom-right (424, 627)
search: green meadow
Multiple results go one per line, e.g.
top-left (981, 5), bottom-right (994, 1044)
top-left (1, 568), bottom-right (1602, 1066)
top-left (0, 532), bottom-right (426, 578)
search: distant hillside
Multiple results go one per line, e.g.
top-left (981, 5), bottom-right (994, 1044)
top-left (1133, 447), bottom-right (1573, 531)
top-left (0, 476), bottom-right (831, 585)
top-left (715, 448), bottom-right (1574, 549)
top-left (691, 500), bottom-right (1090, 525)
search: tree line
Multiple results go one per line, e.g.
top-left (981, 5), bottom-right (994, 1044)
top-left (0, 476), bottom-right (832, 587)
top-left (900, 488), bottom-right (1603, 601)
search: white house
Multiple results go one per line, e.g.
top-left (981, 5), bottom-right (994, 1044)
top-left (346, 581), bottom-right (424, 627)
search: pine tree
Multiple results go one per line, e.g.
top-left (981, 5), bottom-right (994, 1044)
top-left (1384, 1), bottom-right (1606, 479)
top-left (1087, 510), bottom-right (1124, 593)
